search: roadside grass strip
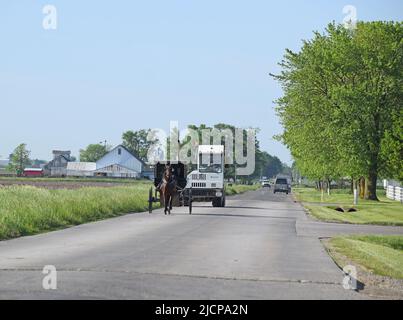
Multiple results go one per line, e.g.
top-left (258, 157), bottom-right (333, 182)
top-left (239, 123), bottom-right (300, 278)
top-left (294, 188), bottom-right (403, 226)
top-left (329, 235), bottom-right (403, 279)
top-left (0, 184), bottom-right (157, 240)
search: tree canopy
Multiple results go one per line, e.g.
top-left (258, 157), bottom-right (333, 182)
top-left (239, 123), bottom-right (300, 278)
top-left (272, 21), bottom-right (402, 200)
top-left (122, 129), bottom-right (157, 162)
top-left (79, 144), bottom-right (110, 162)
top-left (8, 143), bottom-right (31, 176)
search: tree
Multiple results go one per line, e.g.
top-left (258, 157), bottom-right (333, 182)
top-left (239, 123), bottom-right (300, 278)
top-left (272, 21), bottom-right (402, 200)
top-left (8, 143), bottom-right (31, 176)
top-left (380, 107), bottom-right (403, 182)
top-left (122, 129), bottom-right (157, 162)
top-left (79, 144), bottom-right (109, 162)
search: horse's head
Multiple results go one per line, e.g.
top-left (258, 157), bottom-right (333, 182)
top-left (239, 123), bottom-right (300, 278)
top-left (164, 165), bottom-right (172, 180)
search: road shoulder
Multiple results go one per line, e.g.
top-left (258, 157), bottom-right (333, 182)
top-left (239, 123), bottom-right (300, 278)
top-left (322, 238), bottom-right (403, 299)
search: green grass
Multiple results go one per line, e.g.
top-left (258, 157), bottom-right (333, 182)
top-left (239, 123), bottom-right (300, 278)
top-left (225, 184), bottom-right (261, 195)
top-left (0, 183), bottom-right (157, 240)
top-left (329, 235), bottom-right (403, 279)
top-left (294, 187), bottom-right (403, 226)
top-left (293, 187), bottom-right (356, 203)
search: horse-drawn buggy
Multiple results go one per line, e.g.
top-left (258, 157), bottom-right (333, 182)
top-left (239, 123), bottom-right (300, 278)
top-left (148, 161), bottom-right (193, 215)
top-left (148, 145), bottom-right (226, 215)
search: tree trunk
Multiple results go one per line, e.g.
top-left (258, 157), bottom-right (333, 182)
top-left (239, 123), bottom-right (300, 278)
top-left (327, 178), bottom-right (331, 195)
top-left (365, 113), bottom-right (380, 201)
top-left (365, 162), bottom-right (379, 201)
top-left (359, 177), bottom-right (365, 199)
top-left (320, 180), bottom-right (324, 202)
top-left (350, 178), bottom-right (354, 194)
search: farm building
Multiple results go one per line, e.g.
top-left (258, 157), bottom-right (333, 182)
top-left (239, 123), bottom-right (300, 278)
top-left (94, 164), bottom-right (139, 178)
top-left (142, 165), bottom-right (154, 180)
top-left (44, 150), bottom-right (72, 177)
top-left (23, 168), bottom-right (44, 177)
top-left (66, 162), bottom-right (97, 177)
top-left (95, 145), bottom-right (144, 178)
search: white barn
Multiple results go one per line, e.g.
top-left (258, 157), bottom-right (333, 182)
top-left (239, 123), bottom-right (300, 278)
top-left (67, 162), bottom-right (97, 177)
top-left (95, 145), bottom-right (144, 178)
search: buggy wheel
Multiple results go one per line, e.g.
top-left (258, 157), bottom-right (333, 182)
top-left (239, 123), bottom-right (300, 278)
top-left (148, 187), bottom-right (153, 213)
top-left (188, 188), bottom-right (192, 214)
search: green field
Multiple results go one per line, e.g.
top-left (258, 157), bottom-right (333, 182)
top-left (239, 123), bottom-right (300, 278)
top-left (327, 235), bottom-right (403, 279)
top-left (0, 183), bottom-right (157, 240)
top-left (294, 188), bottom-right (403, 226)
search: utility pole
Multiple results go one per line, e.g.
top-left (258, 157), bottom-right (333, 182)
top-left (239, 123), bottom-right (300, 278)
top-left (100, 140), bottom-right (107, 148)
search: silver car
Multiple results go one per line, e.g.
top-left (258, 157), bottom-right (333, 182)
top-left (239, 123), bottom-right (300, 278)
top-left (274, 178), bottom-right (290, 194)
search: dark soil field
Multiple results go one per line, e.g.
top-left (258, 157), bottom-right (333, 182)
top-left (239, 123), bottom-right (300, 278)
top-left (0, 179), bottom-right (131, 190)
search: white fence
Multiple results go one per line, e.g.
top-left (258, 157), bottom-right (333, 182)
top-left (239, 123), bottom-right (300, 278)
top-left (386, 185), bottom-right (403, 202)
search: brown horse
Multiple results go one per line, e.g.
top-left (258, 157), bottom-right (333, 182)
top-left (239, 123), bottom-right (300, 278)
top-left (160, 165), bottom-right (177, 215)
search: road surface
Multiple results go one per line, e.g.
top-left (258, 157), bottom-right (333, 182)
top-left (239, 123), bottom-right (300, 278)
top-left (0, 189), bottom-right (401, 299)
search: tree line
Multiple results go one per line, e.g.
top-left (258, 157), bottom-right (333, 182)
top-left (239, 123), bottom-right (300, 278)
top-left (7, 123), bottom-right (290, 181)
top-left (81, 123), bottom-right (290, 181)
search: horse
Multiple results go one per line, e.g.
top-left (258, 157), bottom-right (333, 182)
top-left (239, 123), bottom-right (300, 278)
top-left (159, 165), bottom-right (177, 215)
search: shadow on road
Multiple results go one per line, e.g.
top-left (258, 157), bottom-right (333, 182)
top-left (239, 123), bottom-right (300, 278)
top-left (191, 212), bottom-right (296, 220)
top-left (223, 205), bottom-right (305, 212)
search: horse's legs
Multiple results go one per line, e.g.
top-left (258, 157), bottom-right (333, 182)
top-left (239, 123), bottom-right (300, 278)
top-left (169, 194), bottom-right (173, 210)
top-left (163, 191), bottom-right (168, 215)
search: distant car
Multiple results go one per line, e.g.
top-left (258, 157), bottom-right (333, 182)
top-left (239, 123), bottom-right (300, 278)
top-left (274, 178), bottom-right (289, 194)
top-left (261, 180), bottom-right (271, 188)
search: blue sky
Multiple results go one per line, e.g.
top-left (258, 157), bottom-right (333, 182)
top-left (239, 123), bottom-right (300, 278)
top-left (1, 0), bottom-right (402, 164)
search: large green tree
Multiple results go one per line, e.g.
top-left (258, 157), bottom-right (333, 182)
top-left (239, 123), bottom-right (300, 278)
top-left (122, 129), bottom-right (157, 162)
top-left (8, 143), bottom-right (31, 176)
top-left (273, 21), bottom-right (402, 200)
top-left (79, 144), bottom-right (109, 162)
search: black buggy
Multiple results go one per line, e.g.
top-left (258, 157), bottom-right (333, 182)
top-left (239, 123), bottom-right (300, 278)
top-left (148, 161), bottom-right (193, 214)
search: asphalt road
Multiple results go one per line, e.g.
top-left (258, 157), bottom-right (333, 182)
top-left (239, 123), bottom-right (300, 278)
top-left (0, 189), bottom-right (402, 300)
